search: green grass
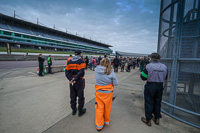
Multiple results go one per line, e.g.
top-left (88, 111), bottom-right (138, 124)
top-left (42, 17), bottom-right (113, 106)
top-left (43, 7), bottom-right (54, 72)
top-left (0, 47), bottom-right (105, 56)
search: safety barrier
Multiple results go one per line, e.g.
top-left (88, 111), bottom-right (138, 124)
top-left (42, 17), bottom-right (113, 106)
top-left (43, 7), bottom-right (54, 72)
top-left (36, 65), bottom-right (66, 74)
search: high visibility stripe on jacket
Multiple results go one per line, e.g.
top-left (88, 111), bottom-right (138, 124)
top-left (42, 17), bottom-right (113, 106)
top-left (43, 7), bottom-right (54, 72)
top-left (65, 56), bottom-right (86, 81)
top-left (96, 125), bottom-right (104, 130)
top-left (67, 57), bottom-right (72, 65)
top-left (141, 69), bottom-right (148, 80)
top-left (65, 63), bottom-right (86, 71)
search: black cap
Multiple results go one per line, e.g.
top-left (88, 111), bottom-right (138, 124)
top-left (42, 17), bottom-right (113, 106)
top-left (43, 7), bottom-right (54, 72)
top-left (75, 50), bottom-right (81, 55)
top-left (150, 53), bottom-right (161, 60)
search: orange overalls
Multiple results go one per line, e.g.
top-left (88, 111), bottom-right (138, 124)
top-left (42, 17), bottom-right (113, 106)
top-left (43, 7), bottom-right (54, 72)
top-left (95, 84), bottom-right (114, 130)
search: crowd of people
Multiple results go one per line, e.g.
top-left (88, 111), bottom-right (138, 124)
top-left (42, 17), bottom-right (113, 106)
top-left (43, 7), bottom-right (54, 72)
top-left (38, 53), bottom-right (151, 76)
top-left (38, 52), bottom-right (167, 131)
top-left (82, 55), bottom-right (150, 73)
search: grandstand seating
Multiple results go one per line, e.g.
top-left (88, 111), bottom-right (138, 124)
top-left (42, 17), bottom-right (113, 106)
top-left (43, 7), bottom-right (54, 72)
top-left (0, 13), bottom-right (112, 54)
top-left (10, 25), bottom-right (33, 35)
top-left (0, 23), bottom-right (9, 30)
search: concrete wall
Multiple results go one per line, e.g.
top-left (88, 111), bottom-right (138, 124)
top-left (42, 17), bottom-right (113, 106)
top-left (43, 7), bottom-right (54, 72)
top-left (45, 65), bottom-right (66, 73)
top-left (0, 54), bottom-right (69, 61)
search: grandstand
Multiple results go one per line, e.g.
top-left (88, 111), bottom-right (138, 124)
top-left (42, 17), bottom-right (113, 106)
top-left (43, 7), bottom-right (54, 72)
top-left (115, 51), bottom-right (149, 57)
top-left (0, 13), bottom-right (113, 54)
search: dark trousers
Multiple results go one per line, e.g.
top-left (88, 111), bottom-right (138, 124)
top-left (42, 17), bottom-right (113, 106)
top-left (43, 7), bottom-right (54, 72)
top-left (126, 65), bottom-right (131, 72)
top-left (140, 65), bottom-right (143, 72)
top-left (39, 63), bottom-right (43, 76)
top-left (90, 63), bottom-right (92, 70)
top-left (114, 65), bottom-right (118, 72)
top-left (70, 78), bottom-right (85, 110)
top-left (121, 65), bottom-right (124, 71)
top-left (133, 63), bottom-right (135, 69)
top-left (85, 63), bottom-right (88, 70)
top-left (144, 82), bottom-right (163, 121)
top-left (48, 64), bottom-right (52, 73)
top-left (92, 64), bottom-right (95, 71)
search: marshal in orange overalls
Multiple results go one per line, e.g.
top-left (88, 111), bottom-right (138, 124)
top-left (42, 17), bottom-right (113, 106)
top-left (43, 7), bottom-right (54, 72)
top-left (95, 84), bottom-right (114, 130)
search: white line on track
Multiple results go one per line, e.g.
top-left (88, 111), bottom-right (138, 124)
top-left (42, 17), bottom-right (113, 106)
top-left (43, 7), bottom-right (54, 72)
top-left (118, 72), bottom-right (133, 82)
top-left (28, 72), bottom-right (36, 75)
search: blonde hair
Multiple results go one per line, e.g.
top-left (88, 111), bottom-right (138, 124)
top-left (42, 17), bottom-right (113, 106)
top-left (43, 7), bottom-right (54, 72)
top-left (100, 58), bottom-right (112, 75)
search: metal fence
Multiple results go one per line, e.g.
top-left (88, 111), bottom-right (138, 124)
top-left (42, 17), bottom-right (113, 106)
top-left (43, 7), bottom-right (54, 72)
top-left (157, 0), bottom-right (200, 128)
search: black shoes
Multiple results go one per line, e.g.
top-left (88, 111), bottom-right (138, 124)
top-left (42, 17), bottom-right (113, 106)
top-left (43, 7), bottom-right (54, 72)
top-left (96, 125), bottom-right (104, 131)
top-left (78, 108), bottom-right (86, 117)
top-left (72, 108), bottom-right (86, 116)
top-left (97, 128), bottom-right (102, 132)
top-left (72, 108), bottom-right (77, 115)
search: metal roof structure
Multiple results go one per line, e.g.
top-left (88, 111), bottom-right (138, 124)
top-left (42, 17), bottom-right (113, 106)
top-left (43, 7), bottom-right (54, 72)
top-left (115, 51), bottom-right (149, 57)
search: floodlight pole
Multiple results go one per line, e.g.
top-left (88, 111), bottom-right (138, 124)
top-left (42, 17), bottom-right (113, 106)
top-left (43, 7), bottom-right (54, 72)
top-left (14, 10), bottom-right (15, 18)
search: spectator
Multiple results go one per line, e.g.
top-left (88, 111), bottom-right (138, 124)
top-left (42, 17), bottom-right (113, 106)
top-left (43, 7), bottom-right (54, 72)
top-left (85, 56), bottom-right (89, 70)
top-left (126, 58), bottom-right (132, 72)
top-left (107, 56), bottom-right (111, 63)
top-left (132, 57), bottom-right (136, 69)
top-left (98, 56), bottom-right (102, 65)
top-left (113, 56), bottom-right (119, 72)
top-left (119, 57), bottom-right (122, 68)
top-left (120, 58), bottom-right (126, 72)
top-left (90, 56), bottom-right (93, 70)
top-left (38, 53), bottom-right (45, 76)
top-left (140, 57), bottom-right (145, 72)
top-left (92, 57), bottom-right (96, 71)
top-left (137, 57), bottom-right (141, 67)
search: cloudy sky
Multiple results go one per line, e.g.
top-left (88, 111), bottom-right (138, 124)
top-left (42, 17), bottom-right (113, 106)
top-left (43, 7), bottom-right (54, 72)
top-left (0, 0), bottom-right (161, 54)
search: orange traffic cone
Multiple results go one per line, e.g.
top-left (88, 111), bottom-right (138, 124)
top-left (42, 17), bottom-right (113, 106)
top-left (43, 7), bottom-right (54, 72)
top-left (37, 67), bottom-right (39, 75)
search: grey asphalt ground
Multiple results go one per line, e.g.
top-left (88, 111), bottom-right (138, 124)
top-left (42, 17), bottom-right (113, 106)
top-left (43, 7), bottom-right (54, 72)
top-left (0, 67), bottom-right (199, 133)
